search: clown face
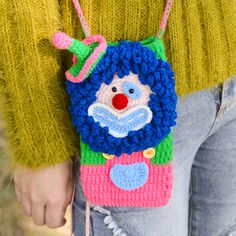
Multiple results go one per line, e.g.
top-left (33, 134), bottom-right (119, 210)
top-left (66, 41), bottom-right (177, 156)
top-left (88, 72), bottom-right (153, 138)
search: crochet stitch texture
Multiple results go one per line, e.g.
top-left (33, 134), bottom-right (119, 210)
top-left (0, 0), bottom-right (235, 168)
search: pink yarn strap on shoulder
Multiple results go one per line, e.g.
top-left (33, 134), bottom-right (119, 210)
top-left (72, 0), bottom-right (91, 38)
top-left (157, 0), bottom-right (174, 38)
top-left (73, 0), bottom-right (173, 39)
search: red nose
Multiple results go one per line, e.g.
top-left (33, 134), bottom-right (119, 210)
top-left (112, 94), bottom-right (128, 110)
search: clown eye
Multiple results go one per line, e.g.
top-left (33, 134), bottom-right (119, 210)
top-left (112, 87), bottom-right (117, 92)
top-left (129, 88), bottom-right (134, 94)
top-left (123, 82), bottom-right (141, 99)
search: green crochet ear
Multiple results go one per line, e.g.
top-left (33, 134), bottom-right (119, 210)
top-left (80, 140), bottom-right (106, 165)
top-left (143, 36), bottom-right (167, 61)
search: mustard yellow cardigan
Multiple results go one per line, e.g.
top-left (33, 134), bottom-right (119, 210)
top-left (0, 0), bottom-right (235, 168)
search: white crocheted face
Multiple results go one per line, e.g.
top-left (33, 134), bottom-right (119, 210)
top-left (88, 72), bottom-right (153, 138)
top-left (95, 72), bottom-right (152, 112)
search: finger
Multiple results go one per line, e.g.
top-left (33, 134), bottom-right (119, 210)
top-left (14, 185), bottom-right (22, 203)
top-left (45, 204), bottom-right (66, 228)
top-left (21, 196), bottom-right (32, 217)
top-left (32, 204), bottom-right (46, 226)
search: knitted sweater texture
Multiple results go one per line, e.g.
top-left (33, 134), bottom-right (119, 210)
top-left (0, 0), bottom-right (235, 168)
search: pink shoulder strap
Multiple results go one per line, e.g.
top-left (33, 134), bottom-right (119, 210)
top-left (72, 0), bottom-right (174, 39)
top-left (158, 0), bottom-right (174, 38)
top-left (72, 0), bottom-right (91, 38)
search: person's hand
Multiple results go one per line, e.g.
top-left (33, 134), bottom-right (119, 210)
top-left (13, 161), bottom-right (76, 228)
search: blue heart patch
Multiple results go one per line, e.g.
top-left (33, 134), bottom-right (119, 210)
top-left (110, 162), bottom-right (149, 190)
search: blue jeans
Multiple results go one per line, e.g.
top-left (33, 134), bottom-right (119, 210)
top-left (72, 76), bottom-right (236, 236)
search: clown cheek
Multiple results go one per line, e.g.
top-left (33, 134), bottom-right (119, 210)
top-left (95, 86), bottom-right (114, 107)
top-left (126, 93), bottom-right (151, 110)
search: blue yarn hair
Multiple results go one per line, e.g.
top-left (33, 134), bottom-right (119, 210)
top-left (66, 41), bottom-right (177, 156)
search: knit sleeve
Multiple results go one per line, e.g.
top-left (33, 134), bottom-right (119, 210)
top-left (0, 0), bottom-right (79, 169)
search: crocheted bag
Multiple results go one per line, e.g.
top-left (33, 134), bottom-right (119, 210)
top-left (52, 0), bottom-right (177, 208)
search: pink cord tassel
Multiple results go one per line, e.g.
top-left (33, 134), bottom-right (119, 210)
top-left (85, 201), bottom-right (91, 236)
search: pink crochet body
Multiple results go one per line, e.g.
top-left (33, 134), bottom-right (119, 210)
top-left (80, 151), bottom-right (173, 207)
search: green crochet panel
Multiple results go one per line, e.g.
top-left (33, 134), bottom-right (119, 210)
top-left (151, 132), bottom-right (173, 165)
top-left (80, 139), bottom-right (106, 165)
top-left (80, 131), bottom-right (172, 166)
